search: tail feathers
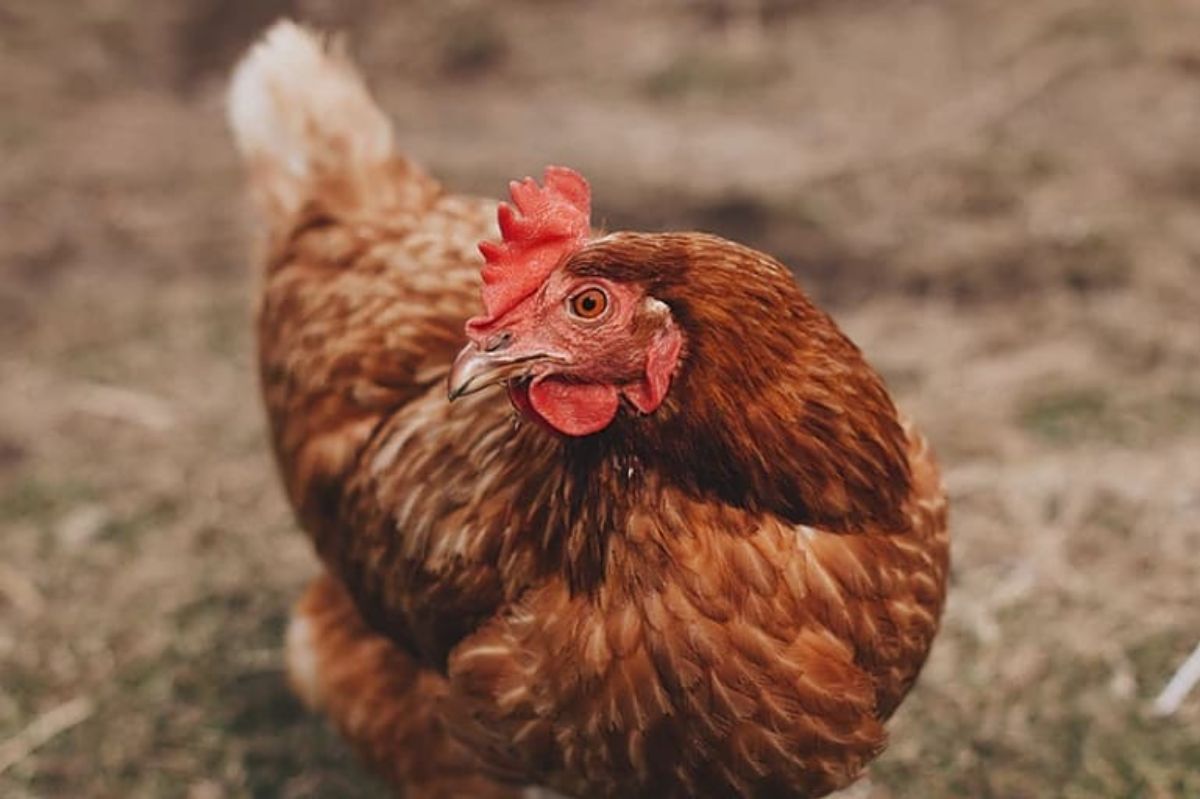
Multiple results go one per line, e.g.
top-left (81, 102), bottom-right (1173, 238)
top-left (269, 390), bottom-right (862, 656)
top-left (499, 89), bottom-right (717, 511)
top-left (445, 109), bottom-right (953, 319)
top-left (228, 20), bottom-right (398, 226)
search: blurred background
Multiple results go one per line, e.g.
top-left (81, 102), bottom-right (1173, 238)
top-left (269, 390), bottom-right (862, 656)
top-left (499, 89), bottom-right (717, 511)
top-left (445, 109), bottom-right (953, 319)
top-left (2, 0), bottom-right (1199, 796)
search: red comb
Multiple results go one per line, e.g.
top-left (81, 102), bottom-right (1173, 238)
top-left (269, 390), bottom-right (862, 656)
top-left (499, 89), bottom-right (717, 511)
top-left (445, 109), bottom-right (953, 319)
top-left (470, 166), bottom-right (591, 330)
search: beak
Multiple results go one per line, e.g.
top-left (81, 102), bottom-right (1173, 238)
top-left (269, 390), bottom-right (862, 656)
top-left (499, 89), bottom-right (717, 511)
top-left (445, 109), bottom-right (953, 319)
top-left (447, 343), bottom-right (554, 400)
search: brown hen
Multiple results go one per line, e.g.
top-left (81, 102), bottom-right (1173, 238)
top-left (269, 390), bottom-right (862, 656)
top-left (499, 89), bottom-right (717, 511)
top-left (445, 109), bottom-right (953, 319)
top-left (229, 21), bottom-right (949, 799)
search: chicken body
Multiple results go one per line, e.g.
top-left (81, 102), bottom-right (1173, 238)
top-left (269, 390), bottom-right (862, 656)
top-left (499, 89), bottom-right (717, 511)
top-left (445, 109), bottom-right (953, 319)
top-left (229, 22), bottom-right (949, 799)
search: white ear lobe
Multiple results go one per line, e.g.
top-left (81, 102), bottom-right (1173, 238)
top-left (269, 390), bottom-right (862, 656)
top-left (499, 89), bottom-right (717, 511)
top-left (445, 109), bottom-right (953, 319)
top-left (643, 297), bottom-right (672, 321)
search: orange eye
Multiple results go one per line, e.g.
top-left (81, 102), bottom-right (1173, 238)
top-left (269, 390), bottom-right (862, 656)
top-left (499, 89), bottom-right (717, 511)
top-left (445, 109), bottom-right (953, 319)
top-left (569, 287), bottom-right (608, 320)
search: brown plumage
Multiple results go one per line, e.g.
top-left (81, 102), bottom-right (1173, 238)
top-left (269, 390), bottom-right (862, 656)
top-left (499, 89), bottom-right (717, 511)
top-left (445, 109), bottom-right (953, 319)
top-left (229, 22), bottom-right (949, 799)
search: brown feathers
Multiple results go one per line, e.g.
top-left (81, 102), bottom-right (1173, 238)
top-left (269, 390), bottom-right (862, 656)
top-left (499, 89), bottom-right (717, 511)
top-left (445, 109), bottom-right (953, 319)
top-left (567, 233), bottom-right (914, 533)
top-left (232, 21), bottom-right (948, 799)
top-left (288, 574), bottom-right (522, 799)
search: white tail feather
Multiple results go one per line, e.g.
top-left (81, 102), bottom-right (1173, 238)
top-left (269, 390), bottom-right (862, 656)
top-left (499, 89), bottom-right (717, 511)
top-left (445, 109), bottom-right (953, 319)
top-left (227, 20), bottom-right (394, 223)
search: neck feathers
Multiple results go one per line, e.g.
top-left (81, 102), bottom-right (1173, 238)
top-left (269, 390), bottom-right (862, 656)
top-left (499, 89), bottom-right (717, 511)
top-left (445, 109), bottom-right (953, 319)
top-left (568, 233), bottom-right (914, 534)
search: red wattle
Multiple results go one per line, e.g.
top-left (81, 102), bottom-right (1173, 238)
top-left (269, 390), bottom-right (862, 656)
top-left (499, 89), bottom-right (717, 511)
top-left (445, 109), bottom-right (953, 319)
top-left (527, 378), bottom-right (620, 437)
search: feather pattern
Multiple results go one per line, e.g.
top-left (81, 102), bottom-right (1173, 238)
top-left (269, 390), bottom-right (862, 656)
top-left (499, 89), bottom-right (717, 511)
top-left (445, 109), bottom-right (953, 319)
top-left (231, 20), bottom-right (949, 799)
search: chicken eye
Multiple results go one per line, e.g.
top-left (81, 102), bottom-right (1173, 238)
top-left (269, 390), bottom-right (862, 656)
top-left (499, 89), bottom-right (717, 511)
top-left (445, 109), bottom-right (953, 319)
top-left (568, 287), bottom-right (609, 320)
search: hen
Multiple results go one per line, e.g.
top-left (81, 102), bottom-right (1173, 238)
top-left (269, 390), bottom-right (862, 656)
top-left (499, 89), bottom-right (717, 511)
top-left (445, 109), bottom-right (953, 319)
top-left (228, 21), bottom-right (949, 799)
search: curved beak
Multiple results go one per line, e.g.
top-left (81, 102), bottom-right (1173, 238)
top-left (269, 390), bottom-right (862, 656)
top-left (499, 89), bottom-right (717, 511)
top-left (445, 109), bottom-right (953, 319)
top-left (447, 343), bottom-right (552, 401)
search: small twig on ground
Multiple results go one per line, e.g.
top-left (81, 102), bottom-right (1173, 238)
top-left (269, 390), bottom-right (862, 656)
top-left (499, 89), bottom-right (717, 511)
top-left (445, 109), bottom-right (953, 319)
top-left (0, 697), bottom-right (95, 777)
top-left (72, 382), bottom-right (176, 432)
top-left (1153, 641), bottom-right (1200, 717)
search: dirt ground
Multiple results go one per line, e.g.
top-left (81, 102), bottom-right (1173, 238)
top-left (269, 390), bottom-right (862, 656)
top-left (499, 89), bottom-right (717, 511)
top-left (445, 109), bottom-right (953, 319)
top-left (2, 0), bottom-right (1198, 796)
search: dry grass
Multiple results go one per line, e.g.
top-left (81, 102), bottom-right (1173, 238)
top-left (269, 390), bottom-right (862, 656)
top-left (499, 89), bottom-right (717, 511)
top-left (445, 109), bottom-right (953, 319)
top-left (2, 1), bottom-right (1199, 796)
